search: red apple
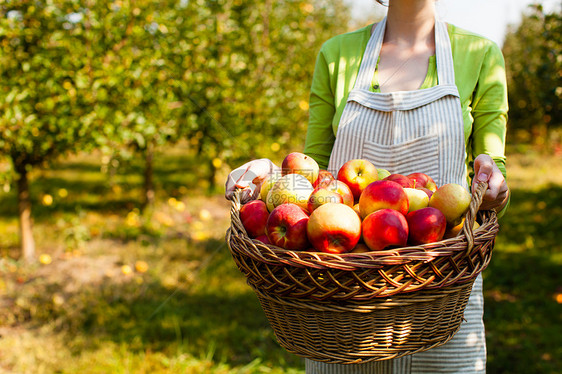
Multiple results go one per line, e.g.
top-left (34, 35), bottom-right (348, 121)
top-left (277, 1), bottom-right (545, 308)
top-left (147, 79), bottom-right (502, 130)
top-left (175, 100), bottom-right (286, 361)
top-left (254, 234), bottom-right (271, 244)
top-left (307, 186), bottom-right (344, 213)
top-left (337, 159), bottom-right (378, 201)
top-left (362, 209), bottom-right (409, 251)
top-left (406, 207), bottom-right (447, 245)
top-left (313, 169), bottom-right (335, 188)
top-left (266, 203), bottom-right (310, 250)
top-left (307, 203), bottom-right (361, 254)
top-left (407, 172), bottom-right (438, 192)
top-left (383, 174), bottom-right (415, 188)
top-left (358, 180), bottom-right (409, 219)
top-left (239, 200), bottom-right (270, 238)
top-left (281, 152), bottom-right (319, 185)
top-left (324, 180), bottom-right (354, 207)
top-left (429, 183), bottom-right (472, 227)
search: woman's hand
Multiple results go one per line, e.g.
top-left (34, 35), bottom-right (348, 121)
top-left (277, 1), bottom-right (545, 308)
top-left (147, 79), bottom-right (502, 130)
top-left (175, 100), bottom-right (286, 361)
top-left (472, 154), bottom-right (509, 211)
top-left (225, 158), bottom-right (280, 203)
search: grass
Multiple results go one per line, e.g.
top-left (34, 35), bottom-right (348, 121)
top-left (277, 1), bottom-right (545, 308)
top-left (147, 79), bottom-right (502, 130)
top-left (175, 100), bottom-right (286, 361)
top-left (0, 144), bottom-right (561, 373)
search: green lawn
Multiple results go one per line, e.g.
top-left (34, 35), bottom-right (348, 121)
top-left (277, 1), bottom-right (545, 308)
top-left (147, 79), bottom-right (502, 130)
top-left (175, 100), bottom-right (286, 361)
top-left (0, 146), bottom-right (560, 373)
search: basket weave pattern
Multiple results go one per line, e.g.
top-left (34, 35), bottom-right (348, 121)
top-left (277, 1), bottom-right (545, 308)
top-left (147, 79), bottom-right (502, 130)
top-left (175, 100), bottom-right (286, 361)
top-left (226, 182), bottom-right (499, 363)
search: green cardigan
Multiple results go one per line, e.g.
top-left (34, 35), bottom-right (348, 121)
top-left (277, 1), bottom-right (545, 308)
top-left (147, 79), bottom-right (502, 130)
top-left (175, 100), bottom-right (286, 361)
top-left (303, 23), bottom-right (508, 190)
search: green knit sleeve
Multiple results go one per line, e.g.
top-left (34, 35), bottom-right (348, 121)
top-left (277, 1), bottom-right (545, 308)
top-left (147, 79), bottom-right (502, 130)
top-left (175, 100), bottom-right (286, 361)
top-left (303, 47), bottom-right (336, 170)
top-left (467, 42), bottom-right (510, 217)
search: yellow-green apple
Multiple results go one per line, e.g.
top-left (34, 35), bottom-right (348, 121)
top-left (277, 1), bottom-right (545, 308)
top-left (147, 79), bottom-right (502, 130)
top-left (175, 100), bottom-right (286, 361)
top-left (259, 172), bottom-right (282, 202)
top-left (383, 173), bottom-right (415, 188)
top-left (324, 180), bottom-right (354, 207)
top-left (254, 234), bottom-right (271, 244)
top-left (266, 203), bottom-right (310, 250)
top-left (266, 173), bottom-right (314, 212)
top-left (406, 207), bottom-right (447, 245)
top-left (239, 200), bottom-right (270, 238)
top-left (313, 169), bottom-right (335, 188)
top-left (337, 159), bottom-right (378, 201)
top-left (353, 203), bottom-right (361, 217)
top-left (359, 180), bottom-right (409, 219)
top-left (404, 187), bottom-right (429, 212)
top-left (351, 243), bottom-right (371, 253)
top-left (418, 187), bottom-right (434, 199)
top-left (307, 186), bottom-right (344, 213)
top-left (362, 209), bottom-right (409, 251)
top-left (429, 183), bottom-right (471, 227)
top-left (443, 218), bottom-right (480, 239)
top-left (307, 203), bottom-right (361, 254)
top-left (407, 172), bottom-right (438, 192)
top-left (376, 168), bottom-right (391, 180)
top-left (281, 152), bottom-right (319, 185)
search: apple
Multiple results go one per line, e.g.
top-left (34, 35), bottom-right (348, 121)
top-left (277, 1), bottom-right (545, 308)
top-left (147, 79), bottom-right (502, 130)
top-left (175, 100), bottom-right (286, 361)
top-left (406, 207), bottom-right (447, 245)
top-left (307, 186), bottom-right (344, 213)
top-left (407, 172), bottom-right (438, 192)
top-left (350, 243), bottom-right (371, 253)
top-left (377, 168), bottom-right (391, 180)
top-left (254, 234), bottom-right (271, 244)
top-left (443, 218), bottom-right (481, 239)
top-left (307, 203), bottom-right (361, 254)
top-left (239, 199), bottom-right (270, 238)
top-left (352, 203), bottom-right (361, 217)
top-left (429, 183), bottom-right (472, 227)
top-left (362, 209), bottom-right (409, 251)
top-left (313, 169), bottom-right (335, 188)
top-left (324, 180), bottom-right (354, 207)
top-left (418, 187), bottom-right (434, 199)
top-left (266, 203), bottom-right (310, 250)
top-left (404, 187), bottom-right (429, 212)
top-left (383, 174), bottom-right (415, 188)
top-left (266, 173), bottom-right (314, 212)
top-left (358, 180), bottom-right (409, 219)
top-left (337, 159), bottom-right (378, 201)
top-left (259, 172), bottom-right (282, 202)
top-left (281, 152), bottom-right (319, 185)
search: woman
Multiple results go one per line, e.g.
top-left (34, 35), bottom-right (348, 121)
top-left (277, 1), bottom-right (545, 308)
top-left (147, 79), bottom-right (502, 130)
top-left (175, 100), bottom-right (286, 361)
top-left (226, 0), bottom-right (509, 372)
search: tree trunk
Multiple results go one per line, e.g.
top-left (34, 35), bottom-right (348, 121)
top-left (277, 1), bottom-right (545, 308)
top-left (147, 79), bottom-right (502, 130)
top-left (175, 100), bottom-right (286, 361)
top-left (143, 142), bottom-right (155, 210)
top-left (15, 162), bottom-right (36, 263)
top-left (208, 158), bottom-right (217, 192)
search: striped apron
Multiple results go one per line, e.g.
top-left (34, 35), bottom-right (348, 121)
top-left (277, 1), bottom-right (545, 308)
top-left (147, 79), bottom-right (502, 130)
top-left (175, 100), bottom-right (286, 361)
top-left (305, 17), bottom-right (486, 374)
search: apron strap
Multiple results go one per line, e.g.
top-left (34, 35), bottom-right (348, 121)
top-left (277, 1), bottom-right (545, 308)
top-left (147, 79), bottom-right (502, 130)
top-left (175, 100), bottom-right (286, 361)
top-left (434, 18), bottom-right (456, 86)
top-left (353, 15), bottom-right (456, 91)
top-left (353, 17), bottom-right (386, 90)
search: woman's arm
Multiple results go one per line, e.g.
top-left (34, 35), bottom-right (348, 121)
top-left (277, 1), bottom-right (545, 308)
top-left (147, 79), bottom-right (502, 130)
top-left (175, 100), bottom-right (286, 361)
top-left (469, 42), bottom-right (510, 213)
top-left (303, 48), bottom-right (337, 170)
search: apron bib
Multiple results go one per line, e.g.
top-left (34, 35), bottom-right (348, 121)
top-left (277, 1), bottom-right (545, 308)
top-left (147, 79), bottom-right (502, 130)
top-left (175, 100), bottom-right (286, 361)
top-left (307, 17), bottom-right (486, 374)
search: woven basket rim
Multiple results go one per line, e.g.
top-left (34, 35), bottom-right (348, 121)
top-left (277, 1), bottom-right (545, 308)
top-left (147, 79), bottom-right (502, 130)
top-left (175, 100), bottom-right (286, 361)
top-left (228, 182), bottom-right (498, 272)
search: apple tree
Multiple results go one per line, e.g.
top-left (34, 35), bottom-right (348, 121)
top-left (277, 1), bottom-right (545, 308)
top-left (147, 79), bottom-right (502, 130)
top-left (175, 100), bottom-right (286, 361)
top-left (83, 0), bottom-right (190, 209)
top-left (0, 1), bottom-right (106, 262)
top-left (175, 0), bottom-right (351, 190)
top-left (502, 5), bottom-right (561, 145)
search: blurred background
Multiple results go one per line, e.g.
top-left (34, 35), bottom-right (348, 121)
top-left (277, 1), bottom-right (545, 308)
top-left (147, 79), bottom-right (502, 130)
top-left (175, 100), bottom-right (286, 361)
top-left (0, 1), bottom-right (560, 373)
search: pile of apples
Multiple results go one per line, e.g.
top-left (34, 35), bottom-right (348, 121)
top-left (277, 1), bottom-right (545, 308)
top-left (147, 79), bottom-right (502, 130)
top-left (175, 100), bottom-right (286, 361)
top-left (239, 152), bottom-right (475, 254)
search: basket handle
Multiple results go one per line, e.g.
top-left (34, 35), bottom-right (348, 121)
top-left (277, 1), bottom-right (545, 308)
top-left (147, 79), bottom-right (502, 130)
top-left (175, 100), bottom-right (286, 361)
top-left (461, 181), bottom-right (490, 254)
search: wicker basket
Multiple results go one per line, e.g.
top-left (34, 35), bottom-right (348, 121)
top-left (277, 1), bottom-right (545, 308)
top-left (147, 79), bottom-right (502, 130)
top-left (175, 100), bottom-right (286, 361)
top-left (226, 182), bottom-right (499, 364)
